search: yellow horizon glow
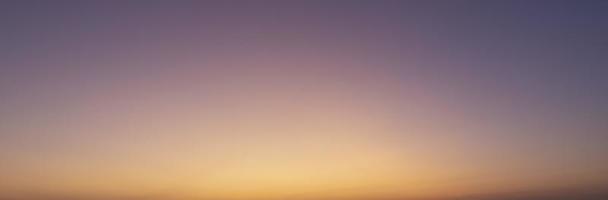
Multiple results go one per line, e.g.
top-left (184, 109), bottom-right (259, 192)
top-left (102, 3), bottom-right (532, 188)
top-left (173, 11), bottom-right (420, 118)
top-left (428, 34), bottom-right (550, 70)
top-left (2, 21), bottom-right (607, 200)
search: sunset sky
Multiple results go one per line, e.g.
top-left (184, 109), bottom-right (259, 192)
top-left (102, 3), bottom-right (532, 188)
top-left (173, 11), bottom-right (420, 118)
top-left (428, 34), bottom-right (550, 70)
top-left (1, 1), bottom-right (607, 200)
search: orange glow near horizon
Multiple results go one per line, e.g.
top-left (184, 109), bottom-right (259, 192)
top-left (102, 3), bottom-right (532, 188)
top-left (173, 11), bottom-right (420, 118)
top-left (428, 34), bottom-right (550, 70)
top-left (1, 2), bottom-right (608, 200)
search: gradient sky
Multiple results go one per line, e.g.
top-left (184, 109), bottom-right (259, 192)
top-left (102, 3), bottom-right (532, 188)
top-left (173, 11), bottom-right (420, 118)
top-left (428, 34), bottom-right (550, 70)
top-left (1, 1), bottom-right (608, 200)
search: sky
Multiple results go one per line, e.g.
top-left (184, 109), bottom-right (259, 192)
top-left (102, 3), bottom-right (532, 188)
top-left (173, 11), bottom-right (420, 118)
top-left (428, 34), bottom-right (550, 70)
top-left (1, 1), bottom-right (607, 200)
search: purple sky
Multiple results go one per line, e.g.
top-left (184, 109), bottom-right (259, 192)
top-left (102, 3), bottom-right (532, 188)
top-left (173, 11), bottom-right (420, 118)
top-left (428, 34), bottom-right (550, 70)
top-left (1, 1), bottom-right (607, 199)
